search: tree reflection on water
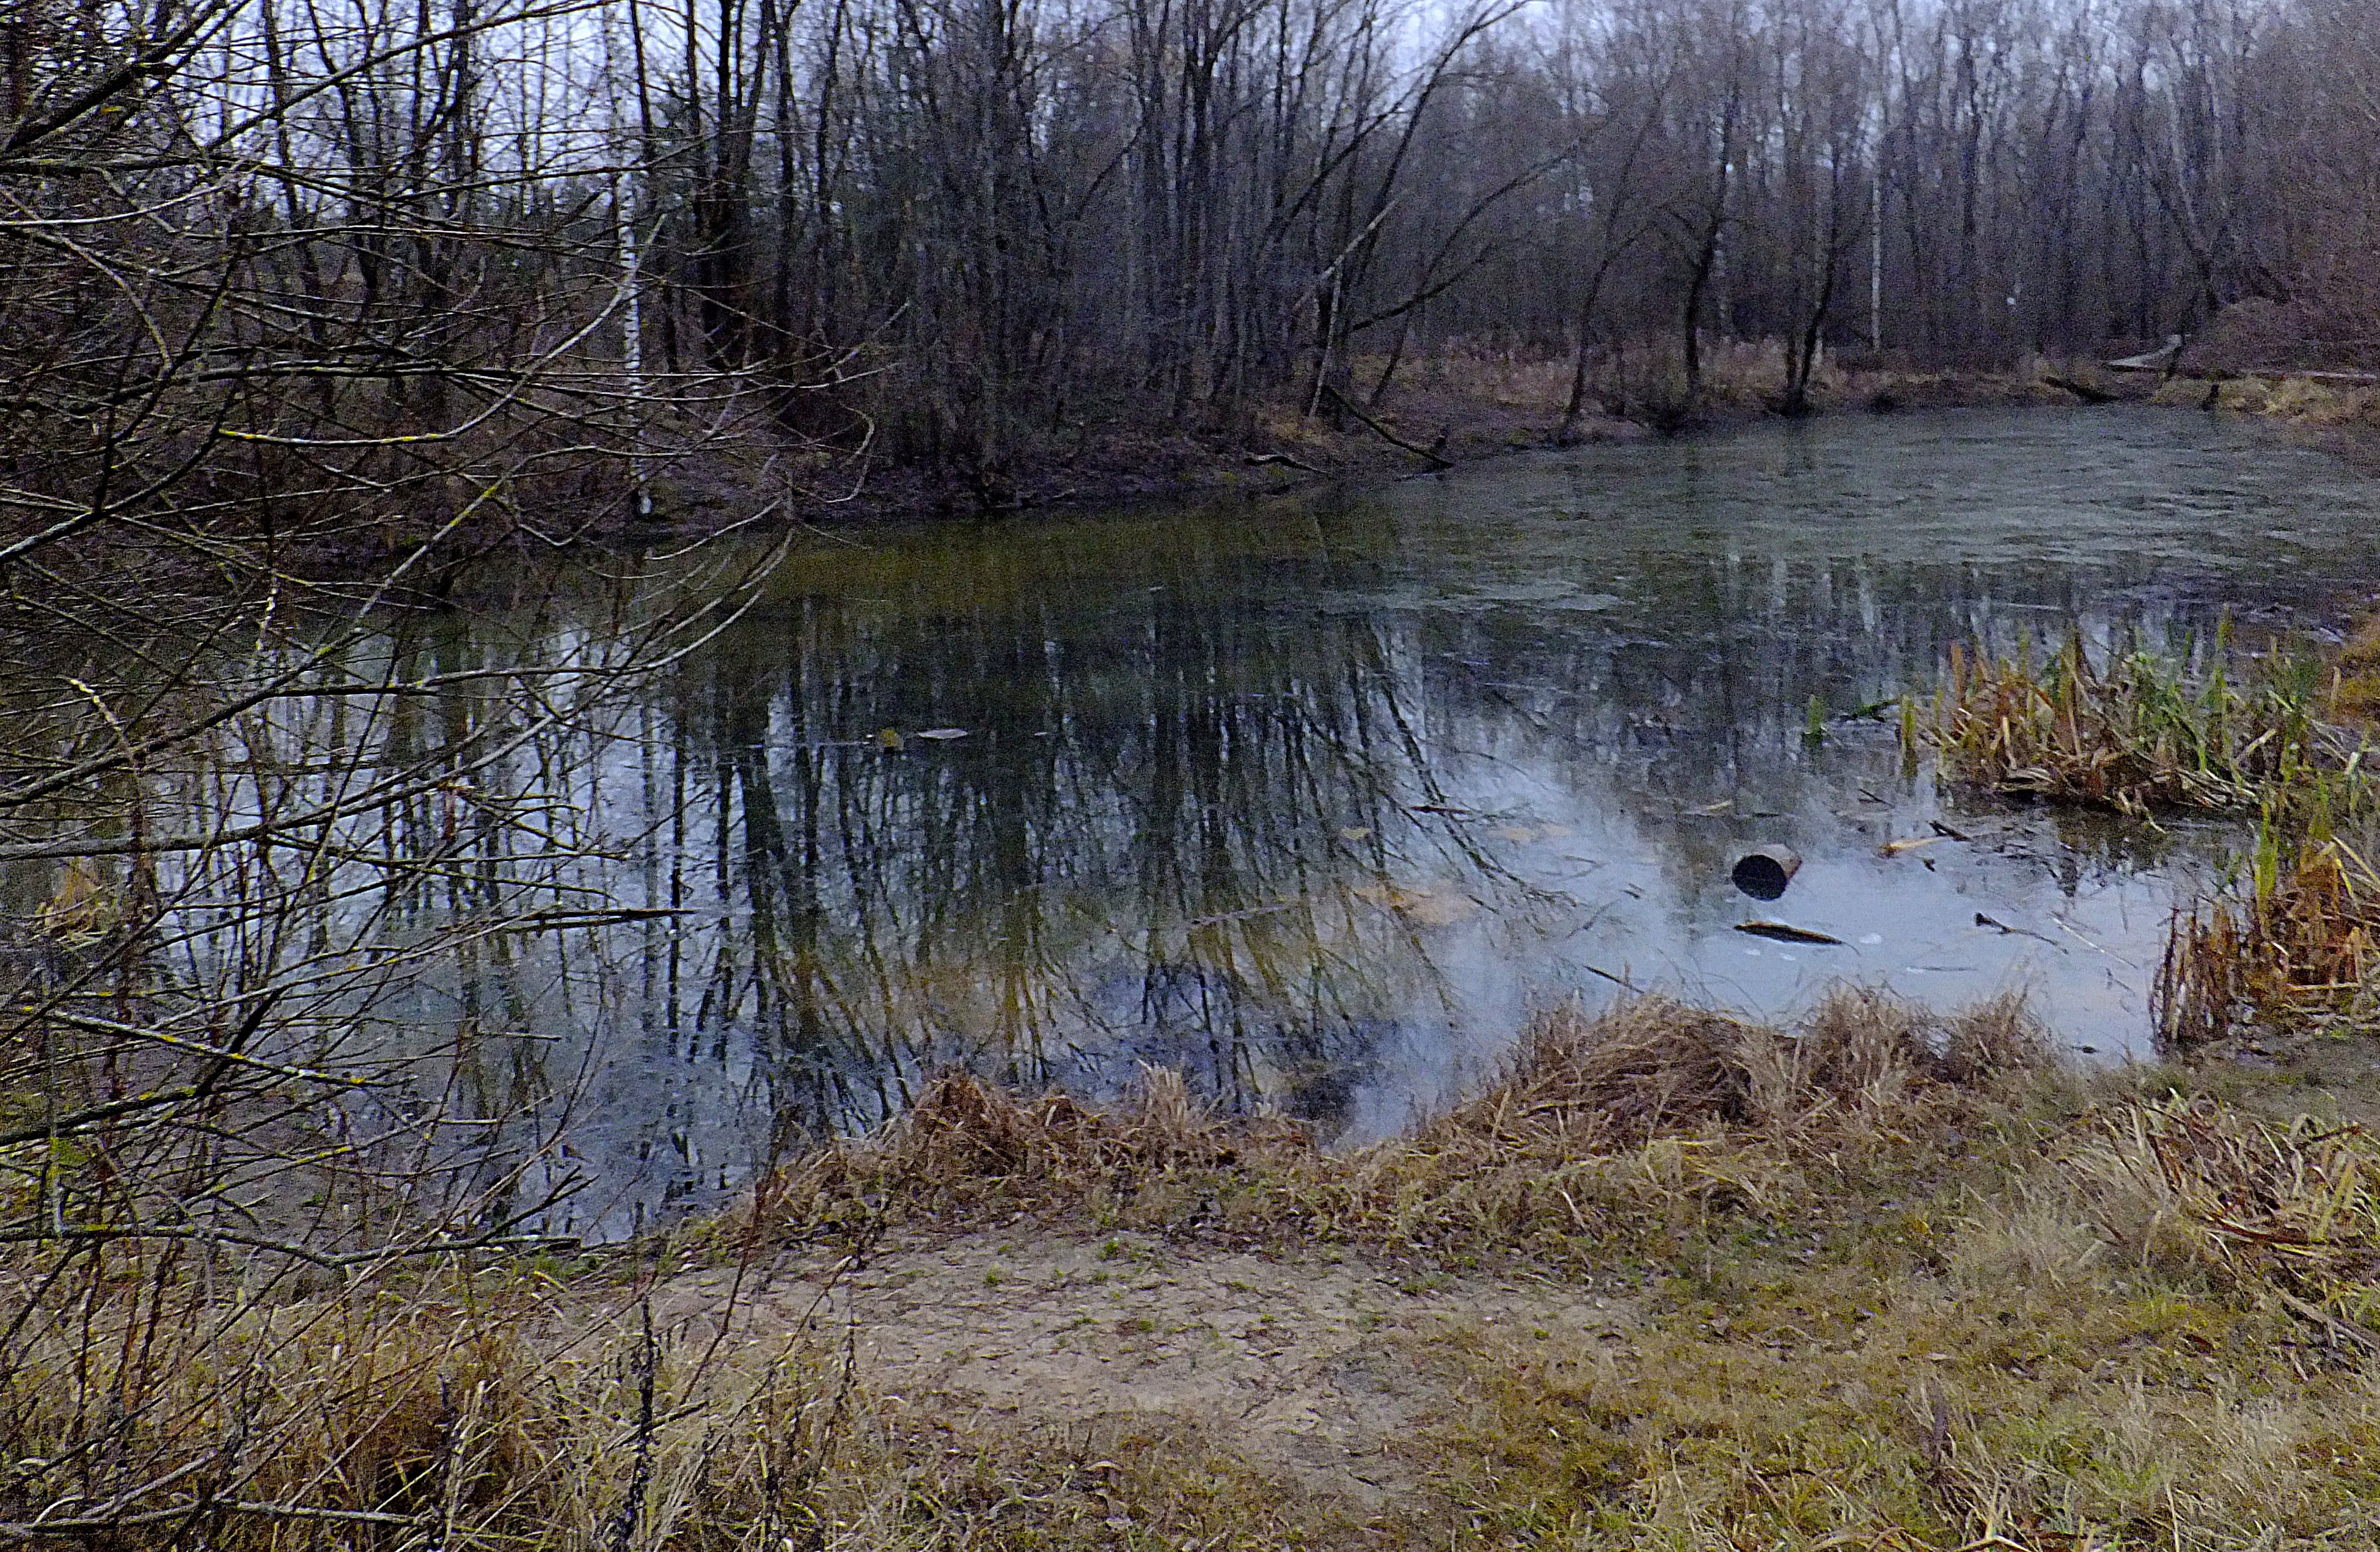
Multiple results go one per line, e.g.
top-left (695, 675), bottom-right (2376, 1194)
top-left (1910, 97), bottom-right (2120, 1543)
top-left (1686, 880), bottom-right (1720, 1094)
top-left (17, 410), bottom-right (2380, 1236)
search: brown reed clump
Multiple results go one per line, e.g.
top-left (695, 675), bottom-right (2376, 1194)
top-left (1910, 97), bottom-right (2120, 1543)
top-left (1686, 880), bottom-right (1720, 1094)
top-left (1928, 632), bottom-right (2351, 816)
top-left (766, 987), bottom-right (2052, 1259)
top-left (2156, 837), bottom-right (2380, 1050)
top-left (768, 1064), bottom-right (1307, 1231)
top-left (1426, 987), bottom-right (2044, 1152)
top-left (2070, 1093), bottom-right (2380, 1340)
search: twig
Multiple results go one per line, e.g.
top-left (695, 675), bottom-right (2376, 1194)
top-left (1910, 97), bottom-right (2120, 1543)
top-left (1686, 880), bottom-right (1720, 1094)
top-left (1246, 451), bottom-right (1322, 475)
top-left (2, 1501), bottom-right (427, 1538)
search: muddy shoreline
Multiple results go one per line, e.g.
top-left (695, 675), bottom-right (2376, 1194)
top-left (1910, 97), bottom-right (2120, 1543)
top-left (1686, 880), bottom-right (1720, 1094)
top-left (640, 359), bottom-right (2380, 544)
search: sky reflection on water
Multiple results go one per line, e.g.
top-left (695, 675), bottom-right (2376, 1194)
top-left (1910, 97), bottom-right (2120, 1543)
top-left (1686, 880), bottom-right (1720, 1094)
top-left (45, 406), bottom-right (2380, 1237)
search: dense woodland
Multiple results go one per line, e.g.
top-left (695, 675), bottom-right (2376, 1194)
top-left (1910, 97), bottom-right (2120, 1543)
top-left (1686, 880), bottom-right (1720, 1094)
top-left (0, 0), bottom-right (2373, 527)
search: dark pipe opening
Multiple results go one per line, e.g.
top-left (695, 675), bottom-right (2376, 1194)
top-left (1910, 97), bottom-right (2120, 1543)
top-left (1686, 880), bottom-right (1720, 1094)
top-left (1730, 847), bottom-right (1801, 901)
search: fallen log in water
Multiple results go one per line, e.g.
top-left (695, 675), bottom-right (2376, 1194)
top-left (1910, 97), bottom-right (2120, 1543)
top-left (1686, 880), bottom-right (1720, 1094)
top-left (2045, 374), bottom-right (2122, 403)
top-left (1734, 919), bottom-right (1845, 946)
top-left (1730, 846), bottom-right (1802, 900)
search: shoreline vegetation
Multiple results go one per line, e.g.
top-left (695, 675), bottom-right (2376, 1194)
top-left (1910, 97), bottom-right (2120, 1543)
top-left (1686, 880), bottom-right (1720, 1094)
top-left (1922, 620), bottom-right (2380, 1058)
top-left (648, 344), bottom-right (2380, 536)
top-left (18, 987), bottom-right (2380, 1549)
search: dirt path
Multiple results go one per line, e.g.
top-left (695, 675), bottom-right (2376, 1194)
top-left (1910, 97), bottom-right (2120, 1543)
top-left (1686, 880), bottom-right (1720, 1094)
top-left (664, 1229), bottom-right (1635, 1514)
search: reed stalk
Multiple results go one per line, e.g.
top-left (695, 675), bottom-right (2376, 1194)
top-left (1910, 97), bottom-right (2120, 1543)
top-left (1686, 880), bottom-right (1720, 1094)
top-left (1927, 629), bottom-right (2357, 819)
top-left (1927, 630), bottom-right (2380, 1050)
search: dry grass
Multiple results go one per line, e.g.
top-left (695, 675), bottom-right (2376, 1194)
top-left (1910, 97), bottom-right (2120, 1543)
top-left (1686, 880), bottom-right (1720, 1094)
top-left (764, 988), bottom-right (2051, 1267)
top-left (0, 1245), bottom-right (1332, 1550)
top-left (0, 1253), bottom-right (869, 1549)
top-left (2334, 617), bottom-right (2380, 725)
top-left (2159, 371), bottom-right (2380, 431)
top-left (1421, 1078), bottom-right (2380, 1550)
top-left (1438, 1199), bottom-right (2380, 1550)
top-left (24, 989), bottom-right (2380, 1550)
top-left (2069, 1093), bottom-right (2380, 1339)
top-left (2156, 833), bottom-right (2380, 1049)
top-left (1425, 987), bottom-right (2046, 1150)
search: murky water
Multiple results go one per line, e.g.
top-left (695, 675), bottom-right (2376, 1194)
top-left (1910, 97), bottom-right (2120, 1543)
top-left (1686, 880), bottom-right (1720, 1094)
top-left (23, 407), bottom-right (2380, 1234)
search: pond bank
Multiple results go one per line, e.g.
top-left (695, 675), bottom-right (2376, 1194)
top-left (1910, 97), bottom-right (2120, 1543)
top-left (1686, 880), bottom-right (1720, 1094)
top-left (15, 988), bottom-right (2380, 1548)
top-left (640, 349), bottom-right (2380, 538)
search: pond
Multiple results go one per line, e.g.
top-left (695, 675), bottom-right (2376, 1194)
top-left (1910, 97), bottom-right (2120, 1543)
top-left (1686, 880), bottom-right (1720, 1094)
top-left (27, 406), bottom-right (2380, 1236)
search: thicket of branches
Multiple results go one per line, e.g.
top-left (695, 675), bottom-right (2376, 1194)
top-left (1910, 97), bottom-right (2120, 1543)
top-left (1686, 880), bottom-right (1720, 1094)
top-left (534, 0), bottom-right (2380, 458)
top-left (575, 0), bottom-right (2380, 457)
top-left (5, 0), bottom-right (2375, 524)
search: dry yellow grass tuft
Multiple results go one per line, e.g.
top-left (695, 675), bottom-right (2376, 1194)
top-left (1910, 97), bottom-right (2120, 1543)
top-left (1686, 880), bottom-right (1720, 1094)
top-left (2071, 1092), bottom-right (2380, 1339)
top-left (2156, 835), bottom-right (2380, 1049)
top-left (1429, 987), bottom-right (2044, 1149)
top-left (764, 988), bottom-right (2051, 1268)
top-left (2334, 617), bottom-right (2380, 726)
top-left (0, 1257), bottom-right (882, 1550)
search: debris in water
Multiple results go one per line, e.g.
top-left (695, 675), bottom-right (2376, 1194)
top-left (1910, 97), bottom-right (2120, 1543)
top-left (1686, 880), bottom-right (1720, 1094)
top-left (1734, 920), bottom-right (1845, 946)
top-left (1187, 901), bottom-right (1296, 928)
top-left (875, 728), bottom-right (904, 752)
top-left (1974, 912), bottom-right (2060, 946)
top-left (1357, 883), bottom-right (1479, 927)
top-left (912, 727), bottom-right (972, 741)
top-left (1930, 819), bottom-right (1971, 841)
top-left (1730, 846), bottom-right (1801, 901)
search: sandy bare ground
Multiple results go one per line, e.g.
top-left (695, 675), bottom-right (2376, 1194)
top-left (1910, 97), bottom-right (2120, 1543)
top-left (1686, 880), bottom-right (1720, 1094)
top-left (662, 1229), bottom-right (1635, 1514)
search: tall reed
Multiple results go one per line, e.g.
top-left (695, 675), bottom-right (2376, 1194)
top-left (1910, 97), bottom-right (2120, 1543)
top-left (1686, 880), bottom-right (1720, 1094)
top-left (1925, 628), bottom-right (2380, 1050)
top-left (1927, 625), bottom-right (2350, 818)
